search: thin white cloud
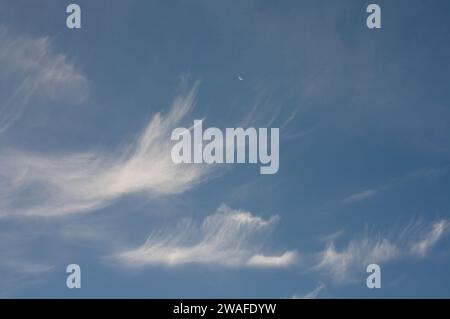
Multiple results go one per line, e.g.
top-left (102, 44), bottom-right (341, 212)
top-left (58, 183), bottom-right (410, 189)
top-left (343, 167), bottom-right (448, 204)
top-left (116, 204), bottom-right (298, 268)
top-left (410, 219), bottom-right (450, 257)
top-left (0, 27), bottom-right (89, 134)
top-left (0, 264), bottom-right (53, 298)
top-left (293, 282), bottom-right (326, 299)
top-left (247, 251), bottom-right (299, 268)
top-left (314, 219), bottom-right (450, 282)
top-left (0, 230), bottom-right (55, 297)
top-left (315, 236), bottom-right (398, 283)
top-left (343, 189), bottom-right (378, 203)
top-left (0, 84), bottom-right (211, 217)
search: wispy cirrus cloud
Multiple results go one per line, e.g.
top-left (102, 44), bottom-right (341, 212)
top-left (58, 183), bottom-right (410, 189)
top-left (292, 282), bottom-right (326, 299)
top-left (409, 219), bottom-right (450, 257)
top-left (0, 84), bottom-right (211, 217)
top-left (0, 229), bottom-right (55, 297)
top-left (343, 189), bottom-right (378, 204)
top-left (314, 219), bottom-right (450, 283)
top-left (0, 27), bottom-right (89, 134)
top-left (116, 204), bottom-right (298, 268)
top-left (343, 167), bottom-right (448, 204)
top-left (247, 251), bottom-right (299, 268)
top-left (315, 234), bottom-right (399, 283)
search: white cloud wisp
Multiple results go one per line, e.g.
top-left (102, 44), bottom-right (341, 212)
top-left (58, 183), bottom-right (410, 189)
top-left (314, 219), bottom-right (450, 282)
top-left (0, 84), bottom-right (211, 217)
top-left (116, 204), bottom-right (299, 268)
top-left (0, 27), bottom-right (89, 134)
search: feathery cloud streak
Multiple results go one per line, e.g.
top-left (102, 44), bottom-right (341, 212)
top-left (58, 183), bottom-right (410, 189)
top-left (0, 84), bottom-right (211, 217)
top-left (315, 219), bottom-right (450, 282)
top-left (0, 27), bottom-right (89, 133)
top-left (116, 204), bottom-right (299, 268)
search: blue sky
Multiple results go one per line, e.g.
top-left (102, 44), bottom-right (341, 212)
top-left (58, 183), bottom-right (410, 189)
top-left (1, 0), bottom-right (450, 298)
